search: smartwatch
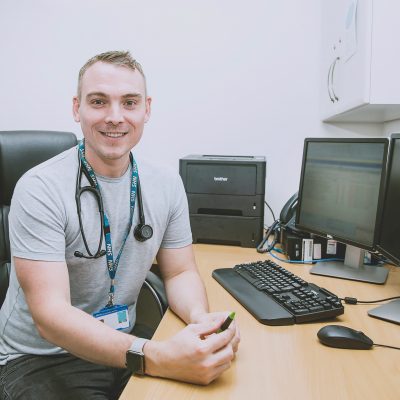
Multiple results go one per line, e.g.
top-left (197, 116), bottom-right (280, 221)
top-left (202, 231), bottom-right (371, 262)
top-left (126, 338), bottom-right (149, 375)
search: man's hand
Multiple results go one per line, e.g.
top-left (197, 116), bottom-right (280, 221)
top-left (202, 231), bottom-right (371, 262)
top-left (190, 311), bottom-right (240, 353)
top-left (143, 318), bottom-right (236, 385)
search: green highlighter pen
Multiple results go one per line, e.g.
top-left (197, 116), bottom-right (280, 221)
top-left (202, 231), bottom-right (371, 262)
top-left (217, 312), bottom-right (236, 333)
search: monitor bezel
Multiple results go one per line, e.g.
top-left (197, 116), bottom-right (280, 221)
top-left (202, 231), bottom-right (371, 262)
top-left (295, 137), bottom-right (389, 252)
top-left (375, 133), bottom-right (400, 265)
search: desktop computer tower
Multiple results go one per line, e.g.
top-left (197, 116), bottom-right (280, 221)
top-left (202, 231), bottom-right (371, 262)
top-left (179, 155), bottom-right (266, 248)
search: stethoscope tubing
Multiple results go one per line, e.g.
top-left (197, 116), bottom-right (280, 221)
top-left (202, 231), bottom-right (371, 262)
top-left (74, 152), bottom-right (152, 259)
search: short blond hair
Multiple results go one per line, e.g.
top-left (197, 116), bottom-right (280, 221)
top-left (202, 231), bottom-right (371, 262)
top-left (77, 50), bottom-right (146, 99)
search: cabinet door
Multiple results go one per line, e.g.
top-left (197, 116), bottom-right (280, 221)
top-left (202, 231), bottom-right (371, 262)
top-left (370, 0), bottom-right (400, 104)
top-left (321, 0), bottom-right (373, 121)
top-left (333, 0), bottom-right (373, 114)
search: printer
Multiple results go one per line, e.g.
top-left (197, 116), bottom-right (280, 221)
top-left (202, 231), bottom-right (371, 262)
top-left (179, 155), bottom-right (266, 247)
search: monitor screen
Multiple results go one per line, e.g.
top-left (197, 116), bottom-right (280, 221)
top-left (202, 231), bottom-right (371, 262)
top-left (376, 134), bottom-right (400, 265)
top-left (296, 138), bottom-right (387, 250)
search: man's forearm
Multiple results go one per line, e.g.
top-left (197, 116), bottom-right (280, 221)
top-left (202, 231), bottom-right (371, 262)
top-left (164, 269), bottom-right (209, 324)
top-left (35, 301), bottom-right (135, 368)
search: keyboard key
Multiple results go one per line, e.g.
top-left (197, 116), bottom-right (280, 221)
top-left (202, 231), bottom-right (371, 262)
top-left (309, 306), bottom-right (324, 312)
top-left (293, 308), bottom-right (310, 315)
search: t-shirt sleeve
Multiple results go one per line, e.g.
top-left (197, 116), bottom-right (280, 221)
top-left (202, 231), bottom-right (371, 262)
top-left (160, 173), bottom-right (193, 249)
top-left (9, 174), bottom-right (66, 262)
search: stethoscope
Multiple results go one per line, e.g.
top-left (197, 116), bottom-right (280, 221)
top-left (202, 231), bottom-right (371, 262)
top-left (74, 150), bottom-right (153, 260)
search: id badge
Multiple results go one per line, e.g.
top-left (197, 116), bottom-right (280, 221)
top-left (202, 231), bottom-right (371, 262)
top-left (93, 304), bottom-right (130, 330)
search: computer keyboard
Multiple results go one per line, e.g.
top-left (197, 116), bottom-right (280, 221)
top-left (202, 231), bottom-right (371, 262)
top-left (212, 260), bottom-right (344, 326)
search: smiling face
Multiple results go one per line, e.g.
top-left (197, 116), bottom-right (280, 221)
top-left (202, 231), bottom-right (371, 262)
top-left (72, 61), bottom-right (151, 177)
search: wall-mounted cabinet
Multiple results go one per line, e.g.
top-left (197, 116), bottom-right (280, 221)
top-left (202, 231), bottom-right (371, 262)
top-left (321, 0), bottom-right (400, 122)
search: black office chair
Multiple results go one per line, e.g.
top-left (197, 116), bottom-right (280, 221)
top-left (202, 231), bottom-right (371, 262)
top-left (133, 266), bottom-right (168, 339)
top-left (0, 130), bottom-right (167, 338)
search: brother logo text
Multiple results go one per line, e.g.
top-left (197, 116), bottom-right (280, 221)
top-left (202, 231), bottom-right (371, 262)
top-left (214, 177), bottom-right (228, 182)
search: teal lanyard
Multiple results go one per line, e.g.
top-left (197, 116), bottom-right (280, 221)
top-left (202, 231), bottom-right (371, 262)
top-left (78, 140), bottom-right (138, 307)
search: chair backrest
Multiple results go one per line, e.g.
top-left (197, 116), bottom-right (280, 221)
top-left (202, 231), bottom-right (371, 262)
top-left (0, 130), bottom-right (77, 307)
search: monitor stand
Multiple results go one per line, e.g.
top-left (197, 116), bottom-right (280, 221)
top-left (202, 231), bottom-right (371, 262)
top-left (310, 245), bottom-right (389, 284)
top-left (368, 300), bottom-right (400, 325)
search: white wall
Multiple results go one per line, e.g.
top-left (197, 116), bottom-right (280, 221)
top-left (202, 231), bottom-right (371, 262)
top-left (384, 119), bottom-right (400, 136)
top-left (0, 0), bottom-right (384, 226)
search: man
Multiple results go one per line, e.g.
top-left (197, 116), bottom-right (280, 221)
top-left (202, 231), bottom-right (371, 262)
top-left (0, 51), bottom-right (240, 399)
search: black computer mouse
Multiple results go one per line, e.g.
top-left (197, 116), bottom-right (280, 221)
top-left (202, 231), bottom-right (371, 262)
top-left (317, 325), bottom-right (374, 350)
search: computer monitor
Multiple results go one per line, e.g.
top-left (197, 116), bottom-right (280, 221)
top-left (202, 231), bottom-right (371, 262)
top-left (295, 138), bottom-right (389, 284)
top-left (375, 134), bottom-right (400, 265)
top-left (368, 134), bottom-right (400, 323)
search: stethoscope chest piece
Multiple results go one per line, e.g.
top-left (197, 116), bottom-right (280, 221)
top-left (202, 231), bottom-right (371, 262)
top-left (134, 224), bottom-right (153, 242)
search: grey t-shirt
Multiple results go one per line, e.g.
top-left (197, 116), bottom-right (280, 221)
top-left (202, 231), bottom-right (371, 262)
top-left (0, 147), bottom-right (192, 364)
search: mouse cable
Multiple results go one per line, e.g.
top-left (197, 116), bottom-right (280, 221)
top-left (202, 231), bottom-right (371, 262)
top-left (340, 296), bottom-right (400, 305)
top-left (373, 343), bottom-right (400, 351)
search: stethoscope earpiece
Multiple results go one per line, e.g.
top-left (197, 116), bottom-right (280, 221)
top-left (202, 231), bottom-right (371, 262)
top-left (74, 249), bottom-right (106, 259)
top-left (74, 251), bottom-right (84, 258)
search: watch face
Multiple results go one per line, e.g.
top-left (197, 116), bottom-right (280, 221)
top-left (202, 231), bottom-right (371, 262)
top-left (126, 351), bottom-right (145, 375)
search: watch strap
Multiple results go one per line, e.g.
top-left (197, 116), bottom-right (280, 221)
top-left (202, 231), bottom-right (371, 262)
top-left (128, 337), bottom-right (149, 354)
top-left (126, 337), bottom-right (149, 375)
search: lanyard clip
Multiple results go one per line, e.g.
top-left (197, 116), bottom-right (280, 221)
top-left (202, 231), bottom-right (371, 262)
top-left (106, 292), bottom-right (114, 308)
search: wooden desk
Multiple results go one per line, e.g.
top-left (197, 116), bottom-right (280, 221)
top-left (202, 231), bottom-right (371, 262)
top-left (120, 244), bottom-right (400, 400)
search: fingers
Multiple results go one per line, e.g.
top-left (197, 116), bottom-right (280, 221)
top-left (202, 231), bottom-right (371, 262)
top-left (192, 339), bottom-right (234, 385)
top-left (190, 319), bottom-right (222, 337)
top-left (201, 325), bottom-right (236, 355)
top-left (191, 360), bottom-right (233, 386)
top-left (211, 339), bottom-right (235, 367)
top-left (231, 321), bottom-right (241, 353)
top-left (188, 323), bottom-right (235, 364)
top-left (189, 314), bottom-right (241, 354)
top-left (202, 361), bottom-right (232, 385)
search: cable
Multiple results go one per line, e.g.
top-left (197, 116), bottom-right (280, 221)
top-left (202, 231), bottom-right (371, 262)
top-left (268, 248), bottom-right (344, 264)
top-left (340, 296), bottom-right (400, 304)
top-left (269, 252), bottom-right (303, 263)
top-left (257, 201), bottom-right (278, 253)
top-left (373, 343), bottom-right (400, 351)
top-left (264, 200), bottom-right (276, 221)
top-left (366, 251), bottom-right (398, 266)
top-left (257, 221), bottom-right (279, 254)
